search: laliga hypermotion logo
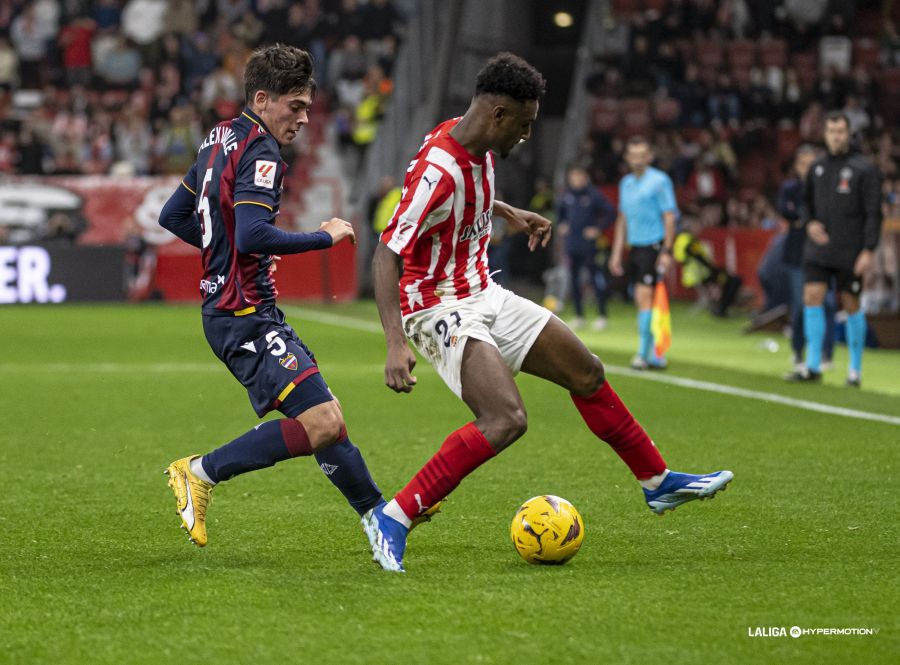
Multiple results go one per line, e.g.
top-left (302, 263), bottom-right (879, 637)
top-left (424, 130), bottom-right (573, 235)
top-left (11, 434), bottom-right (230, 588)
top-left (747, 625), bottom-right (879, 638)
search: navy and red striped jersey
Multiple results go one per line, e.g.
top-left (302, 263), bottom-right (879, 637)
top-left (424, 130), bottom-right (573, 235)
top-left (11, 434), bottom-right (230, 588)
top-left (182, 107), bottom-right (287, 314)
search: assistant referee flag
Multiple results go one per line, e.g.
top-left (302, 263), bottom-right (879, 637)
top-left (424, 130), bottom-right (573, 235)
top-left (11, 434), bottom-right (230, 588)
top-left (651, 279), bottom-right (671, 357)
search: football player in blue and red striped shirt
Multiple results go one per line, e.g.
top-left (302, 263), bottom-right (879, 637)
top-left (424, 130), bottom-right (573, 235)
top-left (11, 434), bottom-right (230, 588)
top-left (159, 44), bottom-right (386, 548)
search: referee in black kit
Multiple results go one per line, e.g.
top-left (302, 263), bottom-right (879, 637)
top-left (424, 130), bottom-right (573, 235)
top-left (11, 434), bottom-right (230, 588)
top-left (785, 111), bottom-right (882, 387)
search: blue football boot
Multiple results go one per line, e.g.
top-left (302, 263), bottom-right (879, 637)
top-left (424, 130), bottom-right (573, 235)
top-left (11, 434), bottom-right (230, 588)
top-left (361, 503), bottom-right (408, 572)
top-left (644, 470), bottom-right (734, 514)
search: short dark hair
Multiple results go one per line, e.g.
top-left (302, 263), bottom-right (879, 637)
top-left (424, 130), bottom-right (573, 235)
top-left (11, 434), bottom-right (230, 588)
top-left (626, 135), bottom-right (651, 150)
top-left (244, 44), bottom-right (316, 103)
top-left (824, 110), bottom-right (850, 128)
top-left (475, 52), bottom-right (545, 102)
top-left (795, 143), bottom-right (817, 158)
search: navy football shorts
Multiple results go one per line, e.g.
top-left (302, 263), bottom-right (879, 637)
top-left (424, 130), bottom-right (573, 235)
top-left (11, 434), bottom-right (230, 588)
top-left (202, 305), bottom-right (333, 418)
top-left (628, 243), bottom-right (662, 287)
top-left (803, 261), bottom-right (862, 296)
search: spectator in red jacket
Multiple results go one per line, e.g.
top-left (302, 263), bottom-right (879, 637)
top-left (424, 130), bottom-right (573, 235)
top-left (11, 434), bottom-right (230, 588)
top-left (59, 16), bottom-right (96, 87)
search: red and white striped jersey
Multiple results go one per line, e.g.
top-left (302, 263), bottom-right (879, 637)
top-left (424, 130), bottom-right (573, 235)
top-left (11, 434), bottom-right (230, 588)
top-left (381, 118), bottom-right (495, 316)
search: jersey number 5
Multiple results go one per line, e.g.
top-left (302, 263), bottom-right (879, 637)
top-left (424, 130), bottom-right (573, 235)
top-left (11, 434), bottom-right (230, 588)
top-left (198, 167), bottom-right (214, 248)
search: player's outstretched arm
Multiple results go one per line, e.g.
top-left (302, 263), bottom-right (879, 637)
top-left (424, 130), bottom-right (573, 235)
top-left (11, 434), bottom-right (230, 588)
top-left (319, 217), bottom-right (356, 246)
top-left (493, 200), bottom-right (551, 251)
top-left (159, 182), bottom-right (202, 249)
top-left (373, 242), bottom-right (417, 393)
top-left (235, 205), bottom-right (344, 254)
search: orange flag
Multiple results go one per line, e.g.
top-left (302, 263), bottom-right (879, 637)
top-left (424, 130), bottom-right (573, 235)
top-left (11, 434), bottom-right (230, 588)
top-left (650, 279), bottom-right (671, 358)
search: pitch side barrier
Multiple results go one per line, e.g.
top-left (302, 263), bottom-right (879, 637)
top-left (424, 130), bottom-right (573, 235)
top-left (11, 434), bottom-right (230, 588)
top-left (0, 245), bottom-right (125, 303)
top-left (0, 176), bottom-right (356, 304)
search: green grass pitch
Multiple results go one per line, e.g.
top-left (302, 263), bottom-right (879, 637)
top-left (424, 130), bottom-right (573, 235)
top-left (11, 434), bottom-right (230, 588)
top-left (1, 300), bottom-right (897, 664)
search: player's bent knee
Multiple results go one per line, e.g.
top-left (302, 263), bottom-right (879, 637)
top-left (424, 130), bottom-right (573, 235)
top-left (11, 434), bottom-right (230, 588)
top-left (499, 407), bottom-right (528, 443)
top-left (308, 420), bottom-right (345, 452)
top-left (299, 407), bottom-right (346, 452)
top-left (571, 356), bottom-right (605, 396)
top-left (477, 407), bottom-right (528, 449)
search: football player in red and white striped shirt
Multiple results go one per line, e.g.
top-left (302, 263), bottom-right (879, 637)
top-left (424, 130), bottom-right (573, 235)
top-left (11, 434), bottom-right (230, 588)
top-left (364, 53), bottom-right (733, 572)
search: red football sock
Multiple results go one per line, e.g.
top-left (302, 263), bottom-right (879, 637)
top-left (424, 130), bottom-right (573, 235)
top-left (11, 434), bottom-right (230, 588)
top-left (395, 422), bottom-right (496, 520)
top-left (571, 381), bottom-right (667, 480)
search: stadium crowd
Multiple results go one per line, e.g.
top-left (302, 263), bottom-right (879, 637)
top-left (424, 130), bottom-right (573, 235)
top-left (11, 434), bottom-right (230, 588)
top-left (575, 0), bottom-right (900, 231)
top-left (0, 0), bottom-right (406, 176)
top-left (1, 0), bottom-right (897, 314)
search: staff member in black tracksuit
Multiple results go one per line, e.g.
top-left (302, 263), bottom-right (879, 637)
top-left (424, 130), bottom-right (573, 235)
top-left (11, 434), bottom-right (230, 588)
top-left (557, 165), bottom-right (617, 331)
top-left (785, 111), bottom-right (882, 387)
top-left (777, 144), bottom-right (835, 371)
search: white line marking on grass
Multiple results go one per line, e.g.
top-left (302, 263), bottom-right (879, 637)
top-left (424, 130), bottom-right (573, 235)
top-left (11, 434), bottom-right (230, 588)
top-left (283, 306), bottom-right (383, 334)
top-left (603, 366), bottom-right (900, 426)
top-left (286, 307), bottom-right (900, 427)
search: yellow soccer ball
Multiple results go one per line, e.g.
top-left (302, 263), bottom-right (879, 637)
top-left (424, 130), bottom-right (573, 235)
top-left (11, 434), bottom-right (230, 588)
top-left (510, 495), bottom-right (585, 565)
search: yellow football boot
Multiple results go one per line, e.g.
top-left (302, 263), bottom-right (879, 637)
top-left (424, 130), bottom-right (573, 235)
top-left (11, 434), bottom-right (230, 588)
top-left (410, 500), bottom-right (443, 530)
top-left (165, 456), bottom-right (214, 547)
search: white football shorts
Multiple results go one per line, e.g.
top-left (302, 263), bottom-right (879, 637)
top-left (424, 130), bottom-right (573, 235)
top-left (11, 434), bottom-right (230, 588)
top-left (402, 281), bottom-right (554, 398)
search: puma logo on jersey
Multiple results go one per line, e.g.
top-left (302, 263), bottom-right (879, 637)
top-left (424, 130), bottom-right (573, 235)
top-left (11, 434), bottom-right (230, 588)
top-left (255, 160), bottom-right (277, 188)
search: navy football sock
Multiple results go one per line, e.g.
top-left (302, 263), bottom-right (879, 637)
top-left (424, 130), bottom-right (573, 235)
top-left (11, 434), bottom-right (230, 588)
top-left (315, 436), bottom-right (383, 516)
top-left (201, 419), bottom-right (312, 483)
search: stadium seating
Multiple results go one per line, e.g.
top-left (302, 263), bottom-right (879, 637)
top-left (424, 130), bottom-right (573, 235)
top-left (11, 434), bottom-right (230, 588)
top-left (653, 96), bottom-right (681, 127)
top-left (591, 97), bottom-right (620, 134)
top-left (727, 40), bottom-right (756, 72)
top-left (695, 39), bottom-right (725, 70)
top-left (877, 67), bottom-right (900, 119)
top-left (792, 51), bottom-right (819, 91)
top-left (620, 97), bottom-right (652, 135)
top-left (852, 37), bottom-right (881, 70)
top-left (580, 0), bottom-right (899, 237)
top-left (758, 38), bottom-right (787, 69)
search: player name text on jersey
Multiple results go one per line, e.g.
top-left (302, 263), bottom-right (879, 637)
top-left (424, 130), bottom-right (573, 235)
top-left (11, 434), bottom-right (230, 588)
top-left (199, 126), bottom-right (238, 156)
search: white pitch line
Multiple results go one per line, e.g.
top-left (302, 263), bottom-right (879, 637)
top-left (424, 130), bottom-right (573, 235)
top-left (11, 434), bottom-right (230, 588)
top-left (286, 307), bottom-right (900, 427)
top-left (283, 306), bottom-right (384, 334)
top-left (603, 365), bottom-right (900, 426)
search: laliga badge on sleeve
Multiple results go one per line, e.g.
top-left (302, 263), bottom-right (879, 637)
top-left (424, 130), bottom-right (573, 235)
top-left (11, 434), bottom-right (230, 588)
top-left (255, 160), bottom-right (276, 189)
